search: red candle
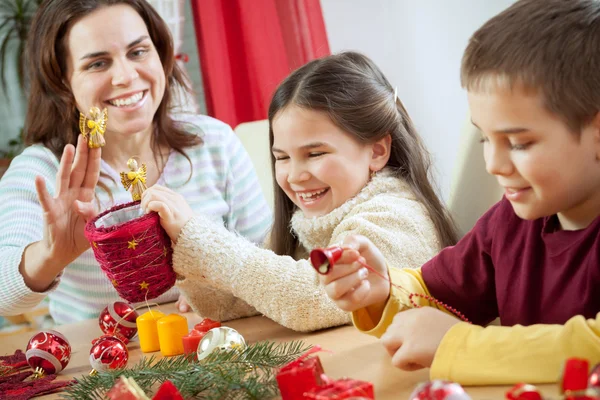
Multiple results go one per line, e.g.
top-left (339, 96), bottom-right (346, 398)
top-left (182, 329), bottom-right (206, 356)
top-left (194, 318), bottom-right (221, 333)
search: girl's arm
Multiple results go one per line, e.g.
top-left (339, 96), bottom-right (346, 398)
top-left (173, 213), bottom-right (350, 332)
top-left (173, 193), bottom-right (439, 332)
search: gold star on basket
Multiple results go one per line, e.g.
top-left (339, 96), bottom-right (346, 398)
top-left (139, 281), bottom-right (149, 291)
top-left (128, 239), bottom-right (139, 250)
top-left (111, 279), bottom-right (118, 288)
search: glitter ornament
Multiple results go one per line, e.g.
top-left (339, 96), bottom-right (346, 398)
top-left (89, 335), bottom-right (129, 373)
top-left (25, 330), bottom-right (71, 376)
top-left (409, 380), bottom-right (472, 400)
top-left (99, 301), bottom-right (139, 340)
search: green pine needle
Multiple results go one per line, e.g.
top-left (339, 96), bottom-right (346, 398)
top-left (60, 340), bottom-right (312, 400)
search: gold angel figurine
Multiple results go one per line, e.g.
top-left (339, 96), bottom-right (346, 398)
top-left (120, 158), bottom-right (147, 201)
top-left (79, 107), bottom-right (108, 148)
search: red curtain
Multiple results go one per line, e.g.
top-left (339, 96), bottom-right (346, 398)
top-left (190, 0), bottom-right (331, 128)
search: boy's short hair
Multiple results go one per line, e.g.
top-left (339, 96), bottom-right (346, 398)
top-left (461, 0), bottom-right (600, 133)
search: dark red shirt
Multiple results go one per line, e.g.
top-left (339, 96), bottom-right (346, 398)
top-left (422, 197), bottom-right (600, 326)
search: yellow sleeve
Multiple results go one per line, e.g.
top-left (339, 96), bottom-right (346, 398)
top-left (351, 267), bottom-right (444, 337)
top-left (431, 313), bottom-right (600, 385)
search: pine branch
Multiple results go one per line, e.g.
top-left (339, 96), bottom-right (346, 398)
top-left (60, 341), bottom-right (312, 400)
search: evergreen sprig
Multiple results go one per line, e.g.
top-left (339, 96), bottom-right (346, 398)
top-left (60, 340), bottom-right (311, 400)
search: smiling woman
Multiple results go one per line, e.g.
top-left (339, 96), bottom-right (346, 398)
top-left (0, 0), bottom-right (271, 324)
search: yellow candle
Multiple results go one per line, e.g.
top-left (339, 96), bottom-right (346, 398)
top-left (136, 310), bottom-right (165, 353)
top-left (157, 314), bottom-right (188, 357)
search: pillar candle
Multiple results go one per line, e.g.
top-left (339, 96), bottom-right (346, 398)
top-left (157, 314), bottom-right (188, 357)
top-left (136, 310), bottom-right (165, 353)
top-left (182, 329), bottom-right (206, 357)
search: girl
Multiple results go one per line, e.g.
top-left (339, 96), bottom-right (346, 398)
top-left (0, 0), bottom-right (271, 324)
top-left (141, 52), bottom-right (458, 332)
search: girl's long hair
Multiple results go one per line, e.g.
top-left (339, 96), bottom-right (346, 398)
top-left (268, 52), bottom-right (458, 257)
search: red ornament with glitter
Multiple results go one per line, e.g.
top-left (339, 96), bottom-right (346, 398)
top-left (409, 380), bottom-right (472, 400)
top-left (89, 335), bottom-right (129, 373)
top-left (84, 201), bottom-right (175, 303)
top-left (25, 330), bottom-right (71, 375)
top-left (99, 301), bottom-right (139, 340)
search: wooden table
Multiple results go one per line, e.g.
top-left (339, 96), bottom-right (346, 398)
top-left (1, 303), bottom-right (557, 399)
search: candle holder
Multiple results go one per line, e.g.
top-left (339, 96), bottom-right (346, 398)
top-left (84, 202), bottom-right (175, 303)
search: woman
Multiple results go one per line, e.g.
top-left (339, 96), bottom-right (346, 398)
top-left (0, 0), bottom-right (271, 324)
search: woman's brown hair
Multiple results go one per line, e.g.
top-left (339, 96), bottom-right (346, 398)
top-left (268, 51), bottom-right (458, 257)
top-left (24, 0), bottom-right (200, 161)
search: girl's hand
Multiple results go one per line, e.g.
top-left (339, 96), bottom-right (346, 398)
top-left (140, 185), bottom-right (194, 242)
top-left (176, 294), bottom-right (191, 313)
top-left (381, 307), bottom-right (460, 370)
top-left (37, 134), bottom-right (101, 267)
top-left (319, 235), bottom-right (391, 312)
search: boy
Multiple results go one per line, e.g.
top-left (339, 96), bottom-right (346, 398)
top-left (321, 0), bottom-right (600, 385)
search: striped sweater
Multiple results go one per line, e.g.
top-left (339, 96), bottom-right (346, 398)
top-left (0, 115), bottom-right (272, 324)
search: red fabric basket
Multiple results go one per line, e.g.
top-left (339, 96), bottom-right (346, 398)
top-left (84, 201), bottom-right (175, 302)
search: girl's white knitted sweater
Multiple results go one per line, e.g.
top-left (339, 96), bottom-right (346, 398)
top-left (173, 169), bottom-right (441, 332)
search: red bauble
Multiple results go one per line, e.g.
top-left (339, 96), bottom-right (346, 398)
top-left (99, 301), bottom-right (139, 340)
top-left (89, 336), bottom-right (129, 372)
top-left (506, 383), bottom-right (543, 400)
top-left (409, 380), bottom-right (472, 400)
top-left (25, 330), bottom-right (71, 375)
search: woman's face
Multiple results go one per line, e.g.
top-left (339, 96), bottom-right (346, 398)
top-left (65, 4), bottom-right (166, 138)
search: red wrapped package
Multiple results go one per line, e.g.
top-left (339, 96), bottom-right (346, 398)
top-left (276, 347), bottom-right (325, 400)
top-left (152, 380), bottom-right (184, 400)
top-left (106, 376), bottom-right (149, 400)
top-left (304, 378), bottom-right (374, 399)
top-left (561, 358), bottom-right (590, 393)
top-left (194, 318), bottom-right (221, 333)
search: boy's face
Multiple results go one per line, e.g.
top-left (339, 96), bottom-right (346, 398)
top-left (468, 85), bottom-right (600, 229)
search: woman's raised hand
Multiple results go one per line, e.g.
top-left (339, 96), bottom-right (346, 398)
top-left (35, 134), bottom-right (101, 267)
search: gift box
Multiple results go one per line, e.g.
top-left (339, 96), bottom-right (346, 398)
top-left (106, 376), bottom-right (150, 400)
top-left (84, 202), bottom-right (175, 302)
top-left (276, 351), bottom-right (325, 400)
top-left (304, 378), bottom-right (374, 399)
top-left (561, 358), bottom-right (590, 394)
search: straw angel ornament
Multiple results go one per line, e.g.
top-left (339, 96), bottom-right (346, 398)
top-left (79, 107), bottom-right (108, 148)
top-left (120, 158), bottom-right (147, 201)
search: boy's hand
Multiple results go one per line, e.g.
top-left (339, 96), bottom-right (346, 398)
top-left (140, 185), bottom-right (194, 243)
top-left (319, 235), bottom-right (390, 312)
top-left (381, 307), bottom-right (460, 370)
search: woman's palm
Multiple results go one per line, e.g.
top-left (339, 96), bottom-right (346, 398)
top-left (36, 137), bottom-right (101, 265)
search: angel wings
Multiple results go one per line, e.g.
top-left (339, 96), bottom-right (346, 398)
top-left (79, 107), bottom-right (108, 148)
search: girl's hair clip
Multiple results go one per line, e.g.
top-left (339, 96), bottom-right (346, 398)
top-left (393, 86), bottom-right (398, 103)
